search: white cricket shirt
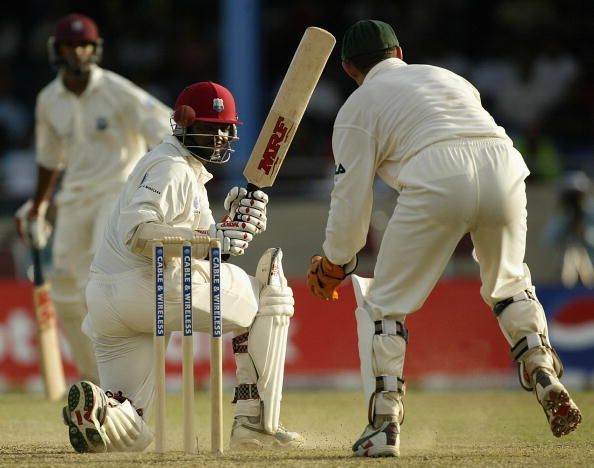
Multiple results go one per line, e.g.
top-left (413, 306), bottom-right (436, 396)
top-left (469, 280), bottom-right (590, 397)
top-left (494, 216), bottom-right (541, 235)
top-left (35, 65), bottom-right (172, 204)
top-left (92, 136), bottom-right (214, 274)
top-left (324, 58), bottom-right (511, 265)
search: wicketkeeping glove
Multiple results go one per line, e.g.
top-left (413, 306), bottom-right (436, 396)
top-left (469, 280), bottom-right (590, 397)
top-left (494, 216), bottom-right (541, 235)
top-left (224, 186), bottom-right (268, 234)
top-left (307, 255), bottom-right (357, 301)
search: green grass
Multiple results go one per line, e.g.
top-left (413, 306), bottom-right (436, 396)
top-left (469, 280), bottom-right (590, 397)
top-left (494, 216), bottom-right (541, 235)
top-left (0, 389), bottom-right (592, 466)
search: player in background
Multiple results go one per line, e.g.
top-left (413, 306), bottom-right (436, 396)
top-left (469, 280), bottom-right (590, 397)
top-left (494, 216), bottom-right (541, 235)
top-left (61, 81), bottom-right (303, 453)
top-left (15, 13), bottom-right (172, 384)
top-left (306, 20), bottom-right (582, 457)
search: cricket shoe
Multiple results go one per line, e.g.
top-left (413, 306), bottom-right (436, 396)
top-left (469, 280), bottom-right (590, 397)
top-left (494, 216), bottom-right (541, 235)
top-left (62, 380), bottom-right (109, 453)
top-left (352, 419), bottom-right (400, 457)
top-left (533, 369), bottom-right (582, 437)
top-left (230, 416), bottom-right (304, 450)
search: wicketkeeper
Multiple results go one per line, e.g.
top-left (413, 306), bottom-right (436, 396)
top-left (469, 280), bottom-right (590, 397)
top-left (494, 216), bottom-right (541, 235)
top-left (307, 19), bottom-right (582, 458)
top-left (62, 81), bottom-right (303, 452)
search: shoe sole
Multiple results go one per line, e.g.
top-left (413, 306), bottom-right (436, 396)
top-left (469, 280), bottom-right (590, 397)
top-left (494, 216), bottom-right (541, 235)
top-left (64, 381), bottom-right (108, 453)
top-left (354, 445), bottom-right (400, 457)
top-left (230, 438), bottom-right (304, 451)
top-left (546, 389), bottom-right (582, 437)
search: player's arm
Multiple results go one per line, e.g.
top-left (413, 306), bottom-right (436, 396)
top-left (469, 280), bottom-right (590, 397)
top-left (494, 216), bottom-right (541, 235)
top-left (15, 95), bottom-right (64, 247)
top-left (323, 124), bottom-right (376, 264)
top-left (307, 120), bottom-right (376, 301)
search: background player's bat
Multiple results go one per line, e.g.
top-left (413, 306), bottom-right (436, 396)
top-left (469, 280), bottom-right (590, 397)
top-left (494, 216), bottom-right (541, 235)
top-left (31, 246), bottom-right (66, 400)
top-left (242, 26), bottom-right (336, 190)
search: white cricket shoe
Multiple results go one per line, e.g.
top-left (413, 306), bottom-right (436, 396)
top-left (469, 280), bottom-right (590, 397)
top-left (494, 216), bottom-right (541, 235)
top-left (62, 380), bottom-right (109, 453)
top-left (352, 419), bottom-right (400, 457)
top-left (230, 415), bottom-right (304, 450)
top-left (533, 369), bottom-right (582, 437)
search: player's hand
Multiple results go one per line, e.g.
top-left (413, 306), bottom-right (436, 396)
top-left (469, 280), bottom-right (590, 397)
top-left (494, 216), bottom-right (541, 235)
top-left (202, 217), bottom-right (257, 256)
top-left (306, 255), bottom-right (348, 301)
top-left (224, 186), bottom-right (268, 234)
top-left (15, 200), bottom-right (52, 249)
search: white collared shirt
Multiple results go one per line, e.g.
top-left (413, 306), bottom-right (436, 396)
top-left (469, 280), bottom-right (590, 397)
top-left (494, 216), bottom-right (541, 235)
top-left (92, 135), bottom-right (215, 273)
top-left (324, 58), bottom-right (511, 265)
top-left (35, 65), bottom-right (172, 204)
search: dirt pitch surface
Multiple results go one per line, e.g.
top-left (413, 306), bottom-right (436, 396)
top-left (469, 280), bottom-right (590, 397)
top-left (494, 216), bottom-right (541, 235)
top-left (1, 389), bottom-right (592, 467)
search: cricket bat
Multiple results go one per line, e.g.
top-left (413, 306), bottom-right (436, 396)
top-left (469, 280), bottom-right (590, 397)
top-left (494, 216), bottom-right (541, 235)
top-left (242, 26), bottom-right (336, 189)
top-left (31, 246), bottom-right (66, 400)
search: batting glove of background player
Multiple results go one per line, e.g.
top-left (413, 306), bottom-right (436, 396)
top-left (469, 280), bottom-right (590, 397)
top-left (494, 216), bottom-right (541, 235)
top-left (224, 186), bottom-right (268, 234)
top-left (306, 255), bottom-right (357, 301)
top-left (15, 199), bottom-right (52, 249)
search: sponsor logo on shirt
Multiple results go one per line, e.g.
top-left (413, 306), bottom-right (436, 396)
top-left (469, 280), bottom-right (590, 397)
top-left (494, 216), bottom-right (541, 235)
top-left (335, 163), bottom-right (346, 175)
top-left (96, 117), bottom-right (108, 131)
top-left (138, 171), bottom-right (161, 195)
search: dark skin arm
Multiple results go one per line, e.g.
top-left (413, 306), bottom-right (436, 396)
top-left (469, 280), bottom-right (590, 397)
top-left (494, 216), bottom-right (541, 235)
top-left (30, 165), bottom-right (61, 217)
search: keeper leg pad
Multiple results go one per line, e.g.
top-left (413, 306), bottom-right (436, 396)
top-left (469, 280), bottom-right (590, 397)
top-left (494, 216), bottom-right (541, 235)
top-left (352, 275), bottom-right (407, 427)
top-left (495, 288), bottom-right (563, 390)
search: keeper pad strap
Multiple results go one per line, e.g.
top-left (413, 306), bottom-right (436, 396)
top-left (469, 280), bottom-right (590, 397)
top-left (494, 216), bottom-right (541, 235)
top-left (511, 333), bottom-right (550, 361)
top-left (374, 320), bottom-right (408, 343)
top-left (494, 289), bottom-right (536, 316)
top-left (376, 375), bottom-right (406, 394)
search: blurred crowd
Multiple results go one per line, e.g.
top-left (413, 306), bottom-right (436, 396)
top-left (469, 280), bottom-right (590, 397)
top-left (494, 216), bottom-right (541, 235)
top-left (0, 0), bottom-right (592, 206)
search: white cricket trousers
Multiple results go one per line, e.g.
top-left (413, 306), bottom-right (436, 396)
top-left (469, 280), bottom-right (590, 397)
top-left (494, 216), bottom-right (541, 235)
top-left (365, 138), bottom-right (532, 321)
top-left (84, 258), bottom-right (261, 417)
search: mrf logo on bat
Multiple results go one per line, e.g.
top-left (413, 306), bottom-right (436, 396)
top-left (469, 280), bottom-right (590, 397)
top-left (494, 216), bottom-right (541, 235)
top-left (257, 116), bottom-right (293, 176)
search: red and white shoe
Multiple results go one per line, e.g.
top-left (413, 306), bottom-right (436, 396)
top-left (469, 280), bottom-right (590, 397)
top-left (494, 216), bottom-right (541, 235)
top-left (533, 369), bottom-right (582, 437)
top-left (352, 419), bottom-right (400, 457)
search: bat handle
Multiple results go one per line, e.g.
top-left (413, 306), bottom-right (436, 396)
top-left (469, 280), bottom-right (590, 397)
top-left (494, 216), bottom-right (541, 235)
top-left (31, 247), bottom-right (45, 286)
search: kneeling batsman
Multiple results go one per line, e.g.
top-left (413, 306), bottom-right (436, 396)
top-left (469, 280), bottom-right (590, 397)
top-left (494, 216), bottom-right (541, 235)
top-left (62, 188), bottom-right (302, 452)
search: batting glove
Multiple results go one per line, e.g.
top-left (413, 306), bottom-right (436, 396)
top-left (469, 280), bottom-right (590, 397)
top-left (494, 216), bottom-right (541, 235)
top-left (224, 186), bottom-right (268, 234)
top-left (197, 217), bottom-right (258, 256)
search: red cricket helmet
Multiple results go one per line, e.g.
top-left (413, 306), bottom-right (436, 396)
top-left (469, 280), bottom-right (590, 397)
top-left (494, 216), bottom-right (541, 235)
top-left (48, 13), bottom-right (103, 69)
top-left (174, 81), bottom-right (241, 126)
top-left (54, 13), bottom-right (100, 44)
top-left (172, 82), bottom-right (241, 164)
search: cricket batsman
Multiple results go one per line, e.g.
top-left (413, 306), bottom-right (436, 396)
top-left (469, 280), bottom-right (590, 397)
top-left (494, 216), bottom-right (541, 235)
top-left (61, 82), bottom-right (303, 452)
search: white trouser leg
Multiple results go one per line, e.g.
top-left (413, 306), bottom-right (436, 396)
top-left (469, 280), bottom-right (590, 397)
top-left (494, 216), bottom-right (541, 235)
top-left (50, 269), bottom-right (99, 383)
top-left (84, 255), bottom-right (261, 422)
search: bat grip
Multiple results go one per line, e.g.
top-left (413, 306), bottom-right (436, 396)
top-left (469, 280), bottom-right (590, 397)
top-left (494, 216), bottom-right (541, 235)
top-left (31, 247), bottom-right (44, 286)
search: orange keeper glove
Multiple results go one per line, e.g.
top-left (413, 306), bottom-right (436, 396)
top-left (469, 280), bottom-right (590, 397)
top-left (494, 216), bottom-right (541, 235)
top-left (306, 255), bottom-right (349, 301)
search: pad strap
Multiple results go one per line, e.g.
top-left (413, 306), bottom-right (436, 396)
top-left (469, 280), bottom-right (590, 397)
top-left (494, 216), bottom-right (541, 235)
top-left (232, 383), bottom-right (260, 403)
top-left (374, 320), bottom-right (408, 343)
top-left (368, 376), bottom-right (406, 426)
top-left (375, 375), bottom-right (406, 394)
top-left (493, 289), bottom-right (536, 316)
top-left (510, 333), bottom-right (550, 361)
top-left (232, 332), bottom-right (249, 354)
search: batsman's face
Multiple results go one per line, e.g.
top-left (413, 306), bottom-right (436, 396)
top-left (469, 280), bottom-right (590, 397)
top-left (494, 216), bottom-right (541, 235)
top-left (184, 122), bottom-right (237, 164)
top-left (58, 41), bottom-right (95, 74)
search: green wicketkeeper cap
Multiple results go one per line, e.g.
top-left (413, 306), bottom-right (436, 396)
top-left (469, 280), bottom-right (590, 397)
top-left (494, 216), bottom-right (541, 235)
top-left (341, 20), bottom-right (399, 61)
